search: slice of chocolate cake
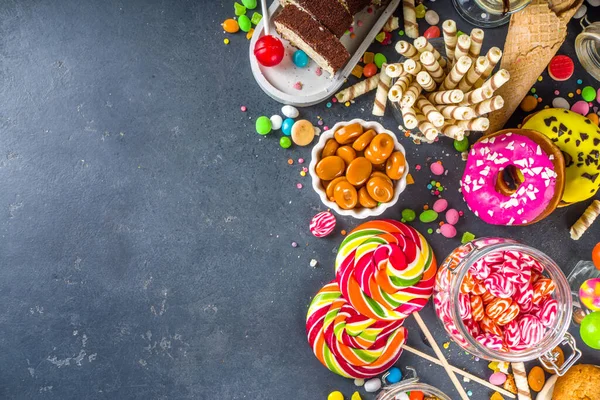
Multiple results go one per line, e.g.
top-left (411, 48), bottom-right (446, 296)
top-left (340, 0), bottom-right (371, 15)
top-left (274, 5), bottom-right (350, 76)
top-left (280, 0), bottom-right (352, 38)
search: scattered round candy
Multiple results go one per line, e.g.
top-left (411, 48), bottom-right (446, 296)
top-left (587, 113), bottom-right (599, 126)
top-left (364, 377), bottom-right (381, 392)
top-left (520, 95), bottom-right (538, 112)
top-left (580, 311), bottom-right (600, 349)
top-left (489, 372), bottom-right (507, 385)
top-left (430, 162), bottom-right (444, 176)
top-left (528, 366), bottom-right (545, 392)
top-left (354, 378), bottom-right (364, 387)
top-left (255, 116), bottom-right (272, 135)
top-left (222, 19), bottom-right (239, 33)
top-left (280, 136), bottom-right (292, 148)
top-left (292, 50), bottom-right (309, 68)
top-left (254, 35), bottom-right (284, 67)
top-left (582, 85), bottom-right (596, 101)
top-left (579, 278), bottom-right (600, 311)
top-left (425, 9), bottom-right (440, 25)
top-left (454, 137), bottom-right (469, 152)
top-left (433, 199), bottom-right (448, 213)
top-left (597, 87), bottom-right (600, 102)
top-left (548, 55), bottom-right (574, 81)
top-left (385, 367), bottom-right (402, 383)
top-left (402, 208), bottom-right (416, 222)
top-left (282, 118), bottom-right (294, 136)
top-left (328, 391), bottom-right (344, 400)
top-left (374, 53), bottom-right (387, 69)
top-left (270, 115), bottom-right (283, 130)
top-left (310, 211), bottom-right (336, 238)
top-left (291, 119), bottom-right (315, 146)
top-left (440, 223), bottom-right (457, 238)
top-left (238, 15), bottom-right (252, 32)
top-left (571, 100), bottom-right (590, 116)
top-left (420, 209), bottom-right (438, 223)
top-left (423, 26), bottom-right (441, 39)
top-left (551, 97), bottom-right (570, 109)
top-left (445, 209), bottom-right (459, 225)
top-left (281, 105), bottom-right (300, 119)
top-left (242, 0), bottom-right (257, 9)
top-left (593, 243), bottom-right (600, 270)
top-left (363, 62), bottom-right (378, 78)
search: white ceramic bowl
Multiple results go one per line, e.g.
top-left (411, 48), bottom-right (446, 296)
top-left (309, 119), bottom-right (409, 219)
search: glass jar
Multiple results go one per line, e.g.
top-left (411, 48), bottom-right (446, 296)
top-left (376, 367), bottom-right (451, 400)
top-left (452, 0), bottom-right (531, 28)
top-left (575, 19), bottom-right (600, 82)
top-left (433, 238), bottom-right (581, 375)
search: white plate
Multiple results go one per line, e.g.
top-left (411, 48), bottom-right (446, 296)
top-left (249, 0), bottom-right (401, 107)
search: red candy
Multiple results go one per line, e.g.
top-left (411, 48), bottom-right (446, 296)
top-left (518, 314), bottom-right (544, 346)
top-left (504, 320), bottom-right (521, 349)
top-left (495, 303), bottom-right (520, 326)
top-left (548, 55), bottom-right (574, 81)
top-left (471, 259), bottom-right (491, 280)
top-left (464, 318), bottom-right (481, 337)
top-left (423, 26), bottom-right (441, 39)
top-left (254, 35), bottom-right (285, 67)
top-left (486, 297), bottom-right (512, 320)
top-left (537, 298), bottom-right (558, 327)
top-left (475, 333), bottom-right (503, 351)
top-left (309, 211), bottom-right (337, 237)
top-left (470, 295), bottom-right (485, 321)
top-left (459, 293), bottom-right (472, 319)
top-left (484, 273), bottom-right (515, 298)
top-left (514, 283), bottom-right (534, 313)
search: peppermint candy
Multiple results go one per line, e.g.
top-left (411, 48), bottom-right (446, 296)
top-left (309, 211), bottom-right (336, 237)
top-left (470, 294), bottom-right (485, 321)
top-left (495, 303), bottom-right (520, 326)
top-left (471, 259), bottom-right (491, 280)
top-left (484, 273), bottom-right (515, 298)
top-left (501, 261), bottom-right (523, 284)
top-left (485, 297), bottom-right (512, 320)
top-left (464, 318), bottom-right (481, 338)
top-left (514, 283), bottom-right (534, 312)
top-left (504, 320), bottom-right (521, 348)
top-left (518, 314), bottom-right (544, 346)
top-left (459, 293), bottom-right (472, 319)
top-left (484, 251), bottom-right (505, 266)
top-left (537, 298), bottom-right (558, 327)
top-left (475, 333), bottom-right (504, 351)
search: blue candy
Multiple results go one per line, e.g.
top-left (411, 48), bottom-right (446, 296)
top-left (293, 50), bottom-right (309, 68)
top-left (385, 367), bottom-right (402, 384)
top-left (282, 118), bottom-right (295, 136)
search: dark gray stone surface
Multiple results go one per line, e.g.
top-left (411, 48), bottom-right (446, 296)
top-left (0, 1), bottom-right (598, 399)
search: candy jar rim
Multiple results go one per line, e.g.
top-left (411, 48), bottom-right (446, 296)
top-left (375, 370), bottom-right (452, 400)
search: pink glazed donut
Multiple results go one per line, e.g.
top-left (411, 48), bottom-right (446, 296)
top-left (461, 129), bottom-right (565, 226)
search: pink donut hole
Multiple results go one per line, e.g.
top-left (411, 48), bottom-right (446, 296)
top-left (446, 209), bottom-right (460, 225)
top-left (433, 199), bottom-right (448, 213)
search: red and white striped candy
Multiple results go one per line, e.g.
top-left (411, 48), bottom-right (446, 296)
top-left (464, 318), bottom-right (481, 338)
top-left (485, 297), bottom-right (512, 320)
top-left (309, 211), bottom-right (336, 237)
top-left (459, 293), bottom-right (472, 319)
top-left (531, 271), bottom-right (543, 284)
top-left (537, 297), bottom-right (558, 327)
top-left (470, 295), bottom-right (485, 321)
top-left (510, 343), bottom-right (530, 351)
top-left (480, 315), bottom-right (502, 336)
top-left (475, 333), bottom-right (504, 351)
top-left (471, 279), bottom-right (487, 295)
top-left (518, 314), bottom-right (544, 346)
top-left (503, 250), bottom-right (521, 262)
top-left (484, 273), bottom-right (515, 298)
top-left (495, 303), bottom-right (520, 326)
top-left (529, 303), bottom-right (542, 316)
top-left (504, 320), bottom-right (521, 348)
top-left (471, 259), bottom-right (491, 280)
top-left (484, 251), bottom-right (505, 266)
top-left (514, 283), bottom-right (534, 312)
top-left (500, 261), bottom-right (523, 284)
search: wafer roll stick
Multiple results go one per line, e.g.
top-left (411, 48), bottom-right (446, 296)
top-left (402, 0), bottom-right (419, 39)
top-left (473, 95), bottom-right (504, 116)
top-left (416, 113), bottom-right (439, 141)
top-left (373, 64), bottom-right (392, 116)
top-left (401, 106), bottom-right (418, 129)
top-left (395, 40), bottom-right (420, 60)
top-left (426, 89), bottom-right (464, 104)
top-left (335, 75), bottom-right (381, 102)
top-left (440, 56), bottom-right (472, 91)
top-left (458, 56), bottom-right (489, 92)
top-left (440, 122), bottom-right (465, 140)
top-left (454, 35), bottom-right (471, 63)
top-left (385, 63), bottom-right (405, 78)
top-left (481, 69), bottom-right (511, 93)
top-left (406, 129), bottom-right (434, 144)
top-left (455, 117), bottom-right (490, 131)
top-left (460, 87), bottom-right (493, 106)
top-left (475, 47), bottom-right (503, 87)
top-left (415, 96), bottom-right (444, 127)
top-left (414, 37), bottom-right (447, 68)
top-left (511, 363), bottom-right (532, 400)
top-left (570, 200), bottom-right (600, 240)
top-left (468, 29), bottom-right (485, 59)
top-left (442, 20), bottom-right (457, 65)
top-left (400, 81), bottom-right (422, 108)
top-left (388, 74), bottom-right (413, 102)
top-left (436, 105), bottom-right (476, 120)
top-left (382, 16), bottom-right (399, 32)
top-left (416, 71), bottom-right (436, 92)
top-left (403, 59), bottom-right (422, 76)
top-left (420, 51), bottom-right (444, 83)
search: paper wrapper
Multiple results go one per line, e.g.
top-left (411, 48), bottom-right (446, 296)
top-left (486, 0), bottom-right (582, 133)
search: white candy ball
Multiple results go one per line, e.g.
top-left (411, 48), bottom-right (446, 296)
top-left (281, 105), bottom-right (299, 119)
top-left (364, 378), bottom-right (381, 393)
top-left (353, 378), bottom-right (365, 386)
top-left (425, 10), bottom-right (439, 25)
top-left (587, 0), bottom-right (599, 6)
top-left (552, 97), bottom-right (570, 109)
top-left (270, 115), bottom-right (283, 130)
top-left (394, 393), bottom-right (410, 400)
top-left (574, 4), bottom-right (588, 17)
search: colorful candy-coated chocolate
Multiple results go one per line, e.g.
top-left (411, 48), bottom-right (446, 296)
top-left (270, 115), bottom-right (282, 130)
top-left (385, 367), bottom-right (402, 383)
top-left (279, 136), bottom-right (292, 148)
top-left (223, 18), bottom-right (240, 33)
top-left (254, 35), bottom-right (284, 67)
top-left (430, 162), bottom-right (444, 176)
top-left (281, 105), bottom-right (299, 119)
top-left (433, 199), bottom-right (448, 213)
top-left (453, 137), bottom-right (469, 152)
top-left (364, 378), bottom-right (382, 392)
top-left (238, 15), bottom-right (252, 32)
top-left (419, 209), bottom-right (438, 223)
top-left (579, 278), bottom-right (600, 311)
top-left (374, 53), bottom-right (387, 69)
top-left (255, 116), bottom-right (272, 135)
top-left (581, 86), bottom-right (596, 102)
top-left (489, 372), bottom-right (507, 386)
top-left (292, 50), bottom-right (309, 68)
top-left (402, 209), bottom-right (416, 222)
top-left (570, 100), bottom-right (590, 116)
top-left (363, 63), bottom-right (378, 78)
top-left (310, 211), bottom-right (336, 238)
top-left (580, 311), bottom-right (600, 349)
top-left (282, 118), bottom-right (294, 135)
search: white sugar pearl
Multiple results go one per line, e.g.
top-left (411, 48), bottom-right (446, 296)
top-left (281, 105), bottom-right (299, 119)
top-left (270, 115), bottom-right (283, 130)
top-left (364, 378), bottom-right (381, 392)
top-left (353, 378), bottom-right (364, 386)
top-left (425, 10), bottom-right (439, 25)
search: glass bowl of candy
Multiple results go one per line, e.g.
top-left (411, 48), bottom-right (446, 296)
top-left (376, 367), bottom-right (451, 400)
top-left (309, 119), bottom-right (409, 219)
top-left (433, 238), bottom-right (581, 375)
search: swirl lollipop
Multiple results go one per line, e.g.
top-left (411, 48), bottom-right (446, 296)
top-left (335, 220), bottom-right (437, 321)
top-left (306, 281), bottom-right (408, 379)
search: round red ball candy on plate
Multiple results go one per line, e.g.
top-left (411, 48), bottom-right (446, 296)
top-left (254, 35), bottom-right (285, 67)
top-left (310, 211), bottom-right (336, 237)
top-left (548, 55), bottom-right (574, 81)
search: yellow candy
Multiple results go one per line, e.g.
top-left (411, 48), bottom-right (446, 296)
top-left (415, 4), bottom-right (427, 18)
top-left (490, 392), bottom-right (504, 400)
top-left (351, 65), bottom-right (363, 79)
top-left (351, 392), bottom-right (362, 400)
top-left (246, 28), bottom-right (254, 40)
top-left (363, 51), bottom-right (375, 65)
top-left (328, 391), bottom-right (344, 400)
top-left (488, 361), bottom-right (500, 372)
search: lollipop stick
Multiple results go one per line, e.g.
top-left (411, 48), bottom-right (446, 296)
top-left (260, 0), bottom-right (269, 35)
top-left (413, 312), bottom-right (470, 400)
top-left (402, 344), bottom-right (516, 398)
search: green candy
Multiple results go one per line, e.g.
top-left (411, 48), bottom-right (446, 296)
top-left (234, 2), bottom-right (246, 16)
top-left (401, 209), bottom-right (416, 222)
top-left (454, 137), bottom-right (469, 152)
top-left (461, 231), bottom-right (475, 244)
top-left (256, 116), bottom-right (272, 135)
top-left (419, 210), bottom-right (438, 223)
top-left (580, 311), bottom-right (600, 350)
top-left (238, 15), bottom-right (252, 32)
top-left (375, 32), bottom-right (386, 43)
top-left (374, 53), bottom-right (387, 69)
top-left (582, 86), bottom-right (596, 102)
top-left (280, 136), bottom-right (292, 149)
top-left (242, 0), bottom-right (257, 9)
top-left (251, 12), bottom-right (262, 25)
top-left (457, 30), bottom-right (465, 37)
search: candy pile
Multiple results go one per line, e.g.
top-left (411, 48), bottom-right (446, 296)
top-left (221, 0), bottom-right (263, 43)
top-left (435, 246), bottom-right (559, 352)
top-left (255, 104), bottom-right (318, 149)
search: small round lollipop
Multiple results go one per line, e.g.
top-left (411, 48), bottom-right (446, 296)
top-left (579, 278), bottom-right (600, 311)
top-left (580, 311), bottom-right (600, 349)
top-left (253, 0), bottom-right (284, 67)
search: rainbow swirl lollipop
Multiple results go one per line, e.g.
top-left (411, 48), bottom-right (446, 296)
top-left (335, 220), bottom-right (437, 321)
top-left (306, 281), bottom-right (408, 379)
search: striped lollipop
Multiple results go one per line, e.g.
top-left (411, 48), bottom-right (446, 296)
top-left (335, 220), bottom-right (437, 321)
top-left (306, 281), bottom-right (408, 379)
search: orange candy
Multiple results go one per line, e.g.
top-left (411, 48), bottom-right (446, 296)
top-left (336, 145), bottom-right (357, 166)
top-left (316, 156), bottom-right (345, 181)
top-left (481, 315), bottom-right (502, 336)
top-left (322, 139), bottom-right (340, 158)
top-left (358, 187), bottom-right (378, 208)
top-left (222, 19), bottom-right (240, 33)
top-left (481, 290), bottom-right (495, 304)
top-left (527, 366), bottom-right (545, 392)
top-left (365, 133), bottom-right (395, 164)
top-left (587, 113), bottom-right (599, 126)
top-left (326, 177), bottom-right (348, 200)
top-left (352, 129), bottom-right (377, 151)
top-left (409, 390), bottom-right (424, 400)
top-left (541, 346), bottom-right (564, 373)
top-left (470, 295), bottom-right (485, 321)
top-left (495, 303), bottom-right (520, 326)
top-left (593, 243), bottom-right (600, 270)
top-left (460, 271), bottom-right (475, 294)
top-left (366, 176), bottom-right (394, 202)
top-left (334, 123), bottom-right (364, 144)
top-left (486, 298), bottom-right (512, 320)
top-left (333, 180), bottom-right (358, 209)
top-left (346, 157), bottom-right (372, 186)
top-left (385, 151), bottom-right (407, 180)
top-left (471, 279), bottom-right (487, 295)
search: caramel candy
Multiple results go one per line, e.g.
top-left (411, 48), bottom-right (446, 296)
top-left (336, 145), bottom-right (356, 166)
top-left (372, 162), bottom-right (386, 172)
top-left (326, 176), bottom-right (347, 200)
top-left (358, 187), bottom-right (378, 208)
top-left (370, 171), bottom-right (393, 185)
top-left (334, 122), bottom-right (364, 145)
top-left (333, 180), bottom-right (358, 209)
top-left (367, 176), bottom-right (394, 202)
top-left (316, 156), bottom-right (345, 181)
top-left (365, 133), bottom-right (395, 164)
top-left (322, 139), bottom-right (339, 158)
top-left (346, 157), bottom-right (372, 186)
top-left (385, 151), bottom-right (407, 180)
top-left (352, 129), bottom-right (377, 151)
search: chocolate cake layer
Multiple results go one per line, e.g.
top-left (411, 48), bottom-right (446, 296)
top-left (274, 4), bottom-right (350, 76)
top-left (341, 0), bottom-right (371, 15)
top-left (280, 0), bottom-right (352, 38)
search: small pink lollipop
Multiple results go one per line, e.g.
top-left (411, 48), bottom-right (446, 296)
top-left (253, 0), bottom-right (284, 67)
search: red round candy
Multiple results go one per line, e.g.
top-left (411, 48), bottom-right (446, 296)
top-left (254, 35), bottom-right (285, 67)
top-left (363, 62), bottom-right (378, 77)
top-left (423, 26), bottom-right (441, 39)
top-left (593, 243), bottom-right (600, 270)
top-left (548, 55), bottom-right (574, 81)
